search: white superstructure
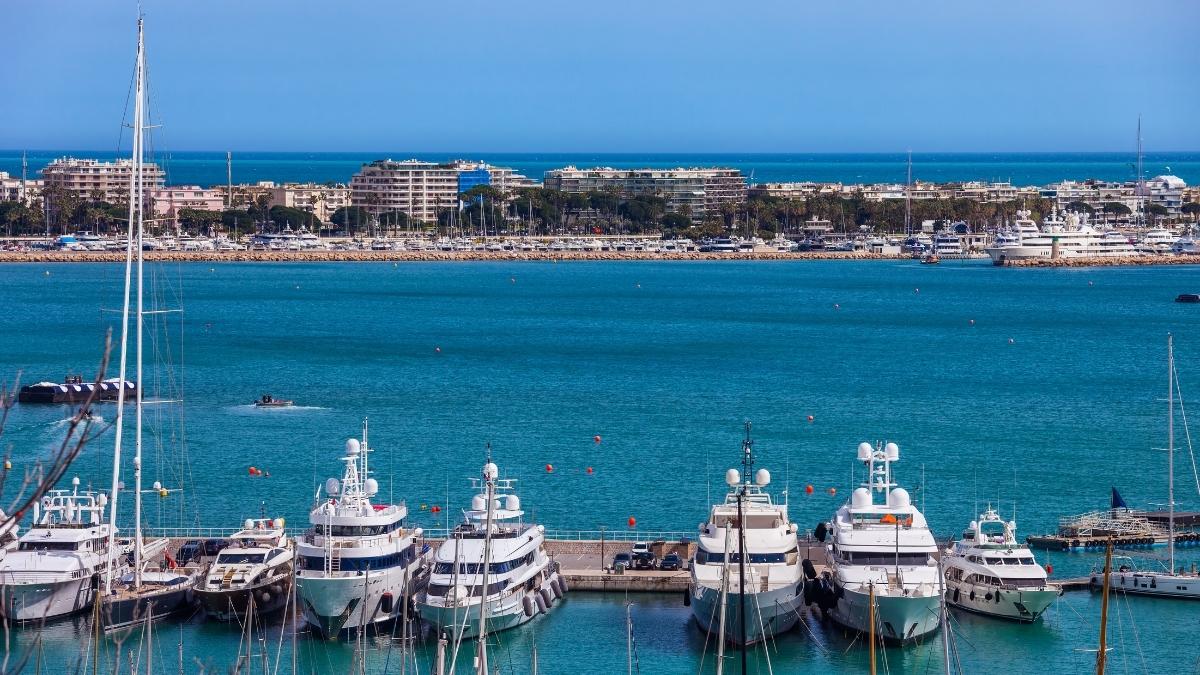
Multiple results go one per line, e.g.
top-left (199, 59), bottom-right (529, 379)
top-left (417, 459), bottom-right (564, 640)
top-left (0, 481), bottom-right (128, 622)
top-left (688, 425), bottom-right (803, 646)
top-left (818, 442), bottom-right (941, 643)
top-left (942, 507), bottom-right (1059, 621)
top-left (295, 421), bottom-right (429, 637)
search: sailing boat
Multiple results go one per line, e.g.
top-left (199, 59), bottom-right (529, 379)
top-left (99, 16), bottom-right (201, 630)
top-left (1104, 334), bottom-right (1200, 599)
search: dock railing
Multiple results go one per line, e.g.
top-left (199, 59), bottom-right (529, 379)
top-left (142, 526), bottom-right (698, 543)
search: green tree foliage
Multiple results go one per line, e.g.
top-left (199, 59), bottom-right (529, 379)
top-left (221, 209), bottom-right (256, 233)
top-left (330, 206), bottom-right (370, 233)
top-left (177, 208), bottom-right (222, 232)
top-left (1102, 202), bottom-right (1132, 216)
top-left (268, 205), bottom-right (317, 230)
top-left (1065, 200), bottom-right (1094, 214)
top-left (1146, 203), bottom-right (1170, 218)
top-left (1181, 202), bottom-right (1200, 216)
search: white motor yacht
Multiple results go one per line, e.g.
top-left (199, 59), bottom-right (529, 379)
top-left (295, 421), bottom-right (429, 637)
top-left (812, 442), bottom-right (941, 643)
top-left (0, 480), bottom-right (128, 622)
top-left (195, 518), bottom-right (294, 621)
top-left (986, 210), bottom-right (1140, 263)
top-left (942, 507), bottom-right (1059, 621)
top-left (417, 459), bottom-right (564, 639)
top-left (688, 425), bottom-right (803, 646)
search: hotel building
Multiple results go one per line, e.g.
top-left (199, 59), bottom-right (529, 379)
top-left (542, 167), bottom-right (746, 222)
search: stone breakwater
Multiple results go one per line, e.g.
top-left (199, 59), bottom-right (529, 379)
top-left (0, 250), bottom-right (905, 263)
top-left (1001, 255), bottom-right (1200, 267)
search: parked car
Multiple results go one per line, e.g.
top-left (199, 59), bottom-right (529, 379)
top-left (201, 538), bottom-right (230, 556)
top-left (659, 553), bottom-right (682, 571)
top-left (612, 552), bottom-right (633, 572)
top-left (176, 540), bottom-right (204, 566)
top-left (632, 551), bottom-right (657, 570)
top-left (631, 542), bottom-right (651, 556)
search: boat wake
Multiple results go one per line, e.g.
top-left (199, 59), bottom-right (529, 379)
top-left (227, 404), bottom-right (329, 414)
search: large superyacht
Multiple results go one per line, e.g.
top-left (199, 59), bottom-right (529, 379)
top-left (942, 507), bottom-right (1060, 621)
top-left (985, 209), bottom-right (1138, 264)
top-left (295, 421), bottom-right (429, 637)
top-left (417, 458), bottom-right (564, 639)
top-left (811, 442), bottom-right (941, 643)
top-left (0, 479), bottom-right (129, 621)
top-left (688, 424), bottom-right (804, 645)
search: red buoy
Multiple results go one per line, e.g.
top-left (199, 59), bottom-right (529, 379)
top-left (805, 485), bottom-right (814, 494)
top-left (806, 415), bottom-right (814, 423)
top-left (828, 487), bottom-right (837, 496)
top-left (1045, 564), bottom-right (1053, 576)
top-left (431, 505), bottom-right (441, 514)
top-left (545, 464), bottom-right (554, 473)
top-left (586, 467), bottom-right (594, 474)
top-left (593, 435), bottom-right (601, 444)
top-left (248, 466), bottom-right (257, 476)
top-left (627, 516), bottom-right (636, 528)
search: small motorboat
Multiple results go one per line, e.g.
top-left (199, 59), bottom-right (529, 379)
top-left (254, 394), bottom-right (293, 408)
top-left (921, 253), bottom-right (940, 265)
top-left (1175, 294), bottom-right (1200, 304)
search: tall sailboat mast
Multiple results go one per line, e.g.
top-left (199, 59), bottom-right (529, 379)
top-left (476, 455), bottom-right (497, 675)
top-left (105, 15), bottom-right (144, 595)
top-left (905, 150), bottom-right (913, 238)
top-left (1168, 333), bottom-right (1175, 575)
top-left (132, 13), bottom-right (148, 591)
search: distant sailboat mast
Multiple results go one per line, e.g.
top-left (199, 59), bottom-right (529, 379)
top-left (1168, 333), bottom-right (1175, 575)
top-left (905, 150), bottom-right (913, 238)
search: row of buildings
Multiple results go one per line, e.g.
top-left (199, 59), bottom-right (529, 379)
top-left (3, 156), bottom-right (1194, 230)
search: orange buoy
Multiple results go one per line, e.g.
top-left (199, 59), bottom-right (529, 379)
top-left (627, 516), bottom-right (636, 528)
top-left (545, 464), bottom-right (554, 473)
top-left (248, 466), bottom-right (258, 476)
top-left (805, 485), bottom-right (814, 494)
top-left (431, 505), bottom-right (441, 513)
top-left (586, 467), bottom-right (594, 474)
top-left (806, 415), bottom-right (814, 423)
top-left (828, 487), bottom-right (837, 496)
top-left (593, 435), bottom-right (601, 443)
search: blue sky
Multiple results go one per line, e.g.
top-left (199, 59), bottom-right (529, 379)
top-left (4, 1), bottom-right (1198, 152)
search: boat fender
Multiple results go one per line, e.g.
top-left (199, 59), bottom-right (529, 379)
top-left (551, 579), bottom-right (562, 600)
top-left (380, 592), bottom-right (394, 614)
top-left (559, 576), bottom-right (568, 594)
top-left (814, 523), bottom-right (828, 543)
top-left (271, 585), bottom-right (282, 595)
top-left (683, 588), bottom-right (691, 606)
top-left (261, 592), bottom-right (271, 604)
top-left (539, 587), bottom-right (554, 608)
top-left (523, 594), bottom-right (537, 618)
top-left (803, 579), bottom-right (815, 605)
top-left (970, 591), bottom-right (975, 601)
top-left (953, 589), bottom-right (960, 603)
top-left (802, 558), bottom-right (817, 581)
top-left (535, 592), bottom-right (548, 614)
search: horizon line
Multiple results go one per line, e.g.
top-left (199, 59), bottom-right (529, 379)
top-left (2, 148), bottom-right (1197, 156)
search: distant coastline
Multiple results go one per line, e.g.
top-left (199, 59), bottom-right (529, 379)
top-left (3, 150), bottom-right (1197, 187)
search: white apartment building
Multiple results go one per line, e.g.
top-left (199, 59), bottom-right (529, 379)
top-left (149, 186), bottom-right (227, 223)
top-left (40, 156), bottom-right (164, 202)
top-left (1146, 175), bottom-right (1186, 216)
top-left (0, 172), bottom-right (43, 205)
top-left (542, 166), bottom-right (746, 222)
top-left (350, 160), bottom-right (529, 223)
top-left (268, 183), bottom-right (350, 222)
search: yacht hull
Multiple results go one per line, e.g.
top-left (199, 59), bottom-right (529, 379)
top-left (196, 576), bottom-right (293, 621)
top-left (297, 560), bottom-right (425, 638)
top-left (827, 585), bottom-right (940, 643)
top-left (0, 576), bottom-right (95, 622)
top-left (689, 582), bottom-right (802, 646)
top-left (102, 584), bottom-right (196, 630)
top-left (945, 582), bottom-right (1058, 622)
top-left (418, 572), bottom-right (563, 640)
top-left (1102, 571), bottom-right (1200, 600)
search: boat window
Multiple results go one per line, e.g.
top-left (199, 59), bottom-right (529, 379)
top-left (18, 541), bottom-right (79, 551)
top-left (216, 551), bottom-right (266, 565)
top-left (846, 552), bottom-right (930, 566)
top-left (1020, 557), bottom-right (1035, 565)
top-left (985, 557), bottom-right (1002, 565)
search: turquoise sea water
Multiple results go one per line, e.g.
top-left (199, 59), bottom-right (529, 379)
top-left (1, 151), bottom-right (1197, 187)
top-left (2, 260), bottom-right (1200, 673)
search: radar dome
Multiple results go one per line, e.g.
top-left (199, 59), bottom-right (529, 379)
top-left (471, 495), bottom-right (486, 511)
top-left (852, 487), bottom-right (872, 509)
top-left (857, 442), bottom-right (873, 461)
top-left (725, 469), bottom-right (740, 486)
top-left (97, 494), bottom-right (108, 507)
top-left (274, 518), bottom-right (285, 528)
top-left (325, 477), bottom-right (341, 495)
top-left (72, 476), bottom-right (80, 486)
top-left (152, 481), bottom-right (162, 491)
top-left (245, 519), bottom-right (254, 529)
top-left (884, 442), bottom-right (899, 461)
top-left (364, 478), bottom-right (379, 496)
top-left (888, 487), bottom-right (911, 509)
top-left (505, 495), bottom-right (520, 511)
top-left (483, 463), bottom-right (499, 480)
top-left (345, 438), bottom-right (361, 455)
top-left (754, 469), bottom-right (771, 486)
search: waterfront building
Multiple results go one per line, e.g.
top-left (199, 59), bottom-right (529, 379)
top-left (40, 156), bottom-right (164, 203)
top-left (543, 166), bottom-right (746, 223)
top-left (226, 181), bottom-right (277, 209)
top-left (268, 183), bottom-right (350, 222)
top-left (1146, 175), bottom-right (1186, 216)
top-left (149, 186), bottom-right (226, 224)
top-left (747, 182), bottom-right (841, 200)
top-left (350, 160), bottom-right (529, 223)
top-left (0, 172), bottom-right (42, 206)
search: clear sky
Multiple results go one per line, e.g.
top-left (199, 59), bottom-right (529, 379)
top-left (4, 0), bottom-right (1198, 153)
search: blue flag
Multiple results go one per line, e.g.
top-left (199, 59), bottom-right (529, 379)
top-left (1111, 487), bottom-right (1128, 510)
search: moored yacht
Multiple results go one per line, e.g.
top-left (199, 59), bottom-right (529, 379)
top-left (295, 421), bottom-right (429, 637)
top-left (986, 210), bottom-right (1140, 264)
top-left (809, 441), bottom-right (940, 643)
top-left (688, 424), bottom-right (803, 646)
top-left (0, 479), bottom-right (128, 622)
top-left (417, 458), bottom-right (564, 640)
top-left (0, 512), bottom-right (17, 562)
top-left (942, 507), bottom-right (1059, 621)
top-left (195, 518), bottom-right (294, 621)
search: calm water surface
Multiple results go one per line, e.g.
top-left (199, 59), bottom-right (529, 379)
top-left (2, 260), bottom-right (1198, 673)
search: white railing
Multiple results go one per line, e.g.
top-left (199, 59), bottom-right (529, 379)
top-left (143, 526), bottom-right (697, 543)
